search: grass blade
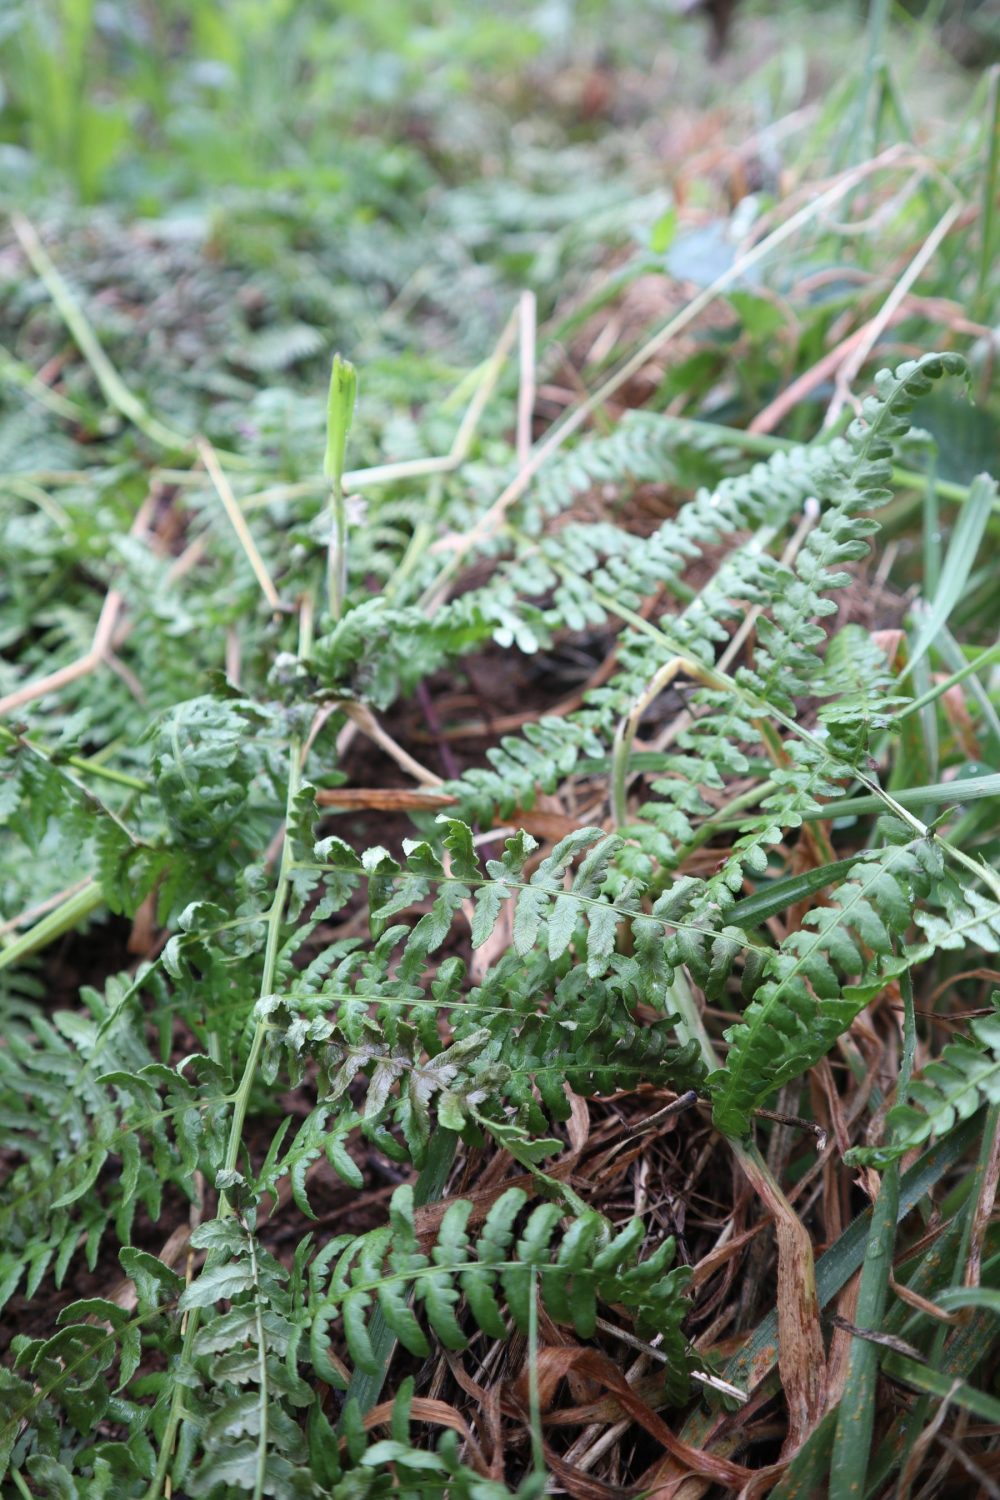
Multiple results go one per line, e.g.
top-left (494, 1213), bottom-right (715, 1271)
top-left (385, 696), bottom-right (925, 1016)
top-left (902, 473), bottom-right (998, 679)
top-left (829, 970), bottom-right (916, 1497)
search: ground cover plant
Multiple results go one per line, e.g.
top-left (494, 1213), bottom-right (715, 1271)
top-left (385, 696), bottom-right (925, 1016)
top-left (1, 1), bottom-right (1000, 1495)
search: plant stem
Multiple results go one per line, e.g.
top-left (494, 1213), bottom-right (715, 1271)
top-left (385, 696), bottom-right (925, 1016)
top-left (0, 879), bottom-right (104, 970)
top-left (145, 602), bottom-right (313, 1500)
top-left (328, 475), bottom-right (348, 621)
top-left (611, 657), bottom-right (687, 828)
top-left (644, 415), bottom-right (984, 511)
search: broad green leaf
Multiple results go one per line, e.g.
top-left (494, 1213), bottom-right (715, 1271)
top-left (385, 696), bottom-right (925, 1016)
top-left (178, 1262), bottom-right (256, 1310)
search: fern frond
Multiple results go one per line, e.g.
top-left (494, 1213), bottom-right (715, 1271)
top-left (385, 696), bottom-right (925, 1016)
top-left (710, 829), bottom-right (933, 1136)
top-left (711, 832), bottom-right (1000, 1137)
top-left (264, 931), bottom-right (704, 1170)
top-left (846, 1003), bottom-right (1000, 1169)
top-left (447, 360), bottom-right (963, 844)
top-left (307, 1183), bottom-right (697, 1403)
top-left (233, 320), bottom-right (327, 374)
top-left (179, 1215), bottom-right (314, 1500)
top-left (0, 971), bottom-right (232, 1308)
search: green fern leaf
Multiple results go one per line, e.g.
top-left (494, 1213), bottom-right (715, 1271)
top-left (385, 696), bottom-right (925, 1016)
top-left (847, 1005), bottom-right (1000, 1168)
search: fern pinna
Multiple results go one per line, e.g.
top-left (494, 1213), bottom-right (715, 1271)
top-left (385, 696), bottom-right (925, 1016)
top-left (2, 351), bottom-right (999, 1496)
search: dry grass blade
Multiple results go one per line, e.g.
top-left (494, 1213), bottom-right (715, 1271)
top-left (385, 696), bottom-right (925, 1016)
top-left (361, 1394), bottom-right (492, 1475)
top-left (508, 1347), bottom-right (754, 1488)
top-left (737, 1145), bottom-right (827, 1456)
top-left (197, 437), bottom-right (283, 611)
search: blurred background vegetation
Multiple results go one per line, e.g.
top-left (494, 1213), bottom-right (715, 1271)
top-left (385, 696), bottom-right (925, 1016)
top-left (1, 1), bottom-right (998, 205)
top-left (0, 0), bottom-right (998, 899)
top-left (1, 1), bottom-right (997, 475)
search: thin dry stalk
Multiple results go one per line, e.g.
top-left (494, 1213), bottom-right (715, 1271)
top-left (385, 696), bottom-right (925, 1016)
top-left (826, 200), bottom-right (963, 425)
top-left (0, 493), bottom-right (154, 718)
top-left (197, 437), bottom-right (283, 611)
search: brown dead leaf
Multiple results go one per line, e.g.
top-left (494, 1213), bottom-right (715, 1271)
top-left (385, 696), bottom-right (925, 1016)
top-left (362, 1395), bottom-right (490, 1476)
top-left (315, 787), bottom-right (456, 810)
top-left (870, 629), bottom-right (905, 668)
top-left (736, 1147), bottom-right (826, 1456)
top-left (506, 1346), bottom-right (754, 1488)
top-left (940, 683), bottom-right (981, 759)
top-left (443, 1350), bottom-right (505, 1477)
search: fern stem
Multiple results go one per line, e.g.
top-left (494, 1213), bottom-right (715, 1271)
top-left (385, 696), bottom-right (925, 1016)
top-left (829, 968), bottom-right (915, 1499)
top-left (1, 724), bottom-right (149, 794)
top-left (636, 415), bottom-right (983, 511)
top-left (244, 1217), bottom-right (271, 1500)
top-left (292, 856), bottom-right (771, 957)
top-left (0, 877), bottom-right (104, 970)
top-left (145, 603), bottom-right (314, 1500)
top-left (339, 1125), bottom-right (459, 1421)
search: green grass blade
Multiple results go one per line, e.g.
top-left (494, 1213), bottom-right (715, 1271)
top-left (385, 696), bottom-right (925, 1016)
top-left (11, 213), bottom-right (191, 454)
top-left (935, 625), bottom-right (1000, 764)
top-left (895, 640), bottom-right (1000, 721)
top-left (829, 971), bottom-right (915, 1498)
top-left (881, 1351), bottom-right (1000, 1424)
top-left (977, 66), bottom-right (1000, 308)
top-left (728, 859), bottom-right (861, 929)
top-left (937, 1286), bottom-right (1000, 1315)
top-left (902, 474), bottom-right (998, 680)
top-left (685, 1113), bottom-right (982, 1417)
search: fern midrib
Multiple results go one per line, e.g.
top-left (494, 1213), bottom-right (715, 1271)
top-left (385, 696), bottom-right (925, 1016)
top-left (243, 1218), bottom-right (271, 1500)
top-left (145, 602), bottom-right (314, 1500)
top-left (2, 1303), bottom-right (169, 1454)
top-left (908, 896), bottom-right (1000, 957)
top-left (903, 1056), bottom-right (1000, 1138)
top-left (290, 859), bottom-right (773, 957)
